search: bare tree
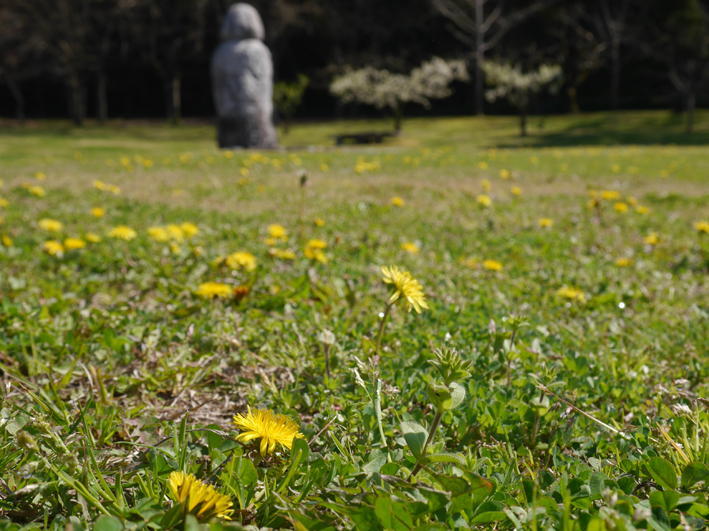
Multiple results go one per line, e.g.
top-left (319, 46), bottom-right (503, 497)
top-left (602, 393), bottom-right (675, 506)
top-left (431, 0), bottom-right (555, 114)
top-left (591, 0), bottom-right (632, 110)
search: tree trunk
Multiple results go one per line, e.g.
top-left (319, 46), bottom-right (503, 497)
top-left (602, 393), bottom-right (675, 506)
top-left (97, 70), bottom-right (108, 123)
top-left (685, 90), bottom-right (695, 134)
top-left (567, 86), bottom-right (580, 114)
top-left (610, 38), bottom-right (621, 110)
top-left (67, 73), bottom-right (85, 126)
top-left (166, 75), bottom-right (182, 125)
top-left (6, 78), bottom-right (25, 124)
top-left (474, 0), bottom-right (485, 115)
top-left (519, 106), bottom-right (527, 137)
top-left (393, 102), bottom-right (403, 133)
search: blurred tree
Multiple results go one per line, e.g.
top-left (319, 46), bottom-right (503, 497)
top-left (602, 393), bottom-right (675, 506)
top-left (274, 74), bottom-right (309, 134)
top-left (330, 58), bottom-right (468, 131)
top-left (591, 0), bottom-right (632, 110)
top-left (432, 0), bottom-right (554, 115)
top-left (0, 4), bottom-right (46, 122)
top-left (124, 0), bottom-right (210, 124)
top-left (482, 61), bottom-right (561, 136)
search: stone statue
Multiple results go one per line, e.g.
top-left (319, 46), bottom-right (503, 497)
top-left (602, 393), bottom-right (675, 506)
top-left (211, 3), bottom-right (278, 149)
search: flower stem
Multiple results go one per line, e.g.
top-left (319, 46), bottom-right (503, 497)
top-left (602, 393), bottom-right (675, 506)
top-left (374, 302), bottom-right (393, 357)
top-left (409, 408), bottom-right (443, 479)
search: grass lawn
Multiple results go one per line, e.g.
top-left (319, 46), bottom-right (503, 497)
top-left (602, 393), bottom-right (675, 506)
top-left (0, 111), bottom-right (707, 529)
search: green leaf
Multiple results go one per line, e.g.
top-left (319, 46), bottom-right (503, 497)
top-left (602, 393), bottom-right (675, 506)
top-left (374, 496), bottom-right (414, 531)
top-left (681, 462), bottom-right (708, 489)
top-left (427, 452), bottom-right (466, 466)
top-left (400, 421), bottom-right (428, 457)
top-left (363, 450), bottom-right (388, 476)
top-left (93, 516), bottom-right (123, 531)
top-left (647, 457), bottom-right (678, 490)
top-left (470, 511), bottom-right (506, 524)
top-left (447, 382), bottom-right (466, 410)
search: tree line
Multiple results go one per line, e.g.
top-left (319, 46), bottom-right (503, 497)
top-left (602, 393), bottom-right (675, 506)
top-left (0, 0), bottom-right (707, 129)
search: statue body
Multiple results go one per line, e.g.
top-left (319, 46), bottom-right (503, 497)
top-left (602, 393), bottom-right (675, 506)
top-left (211, 3), bottom-right (277, 149)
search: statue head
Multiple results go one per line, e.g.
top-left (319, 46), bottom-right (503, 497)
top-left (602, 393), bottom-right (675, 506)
top-left (220, 3), bottom-right (265, 42)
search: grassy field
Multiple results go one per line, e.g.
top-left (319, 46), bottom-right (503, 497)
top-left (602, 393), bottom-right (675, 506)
top-left (0, 111), bottom-right (707, 529)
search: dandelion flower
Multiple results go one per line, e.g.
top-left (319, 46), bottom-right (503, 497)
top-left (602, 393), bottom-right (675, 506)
top-left (43, 240), bottom-right (64, 256)
top-left (269, 248), bottom-right (296, 260)
top-left (108, 225), bottom-right (137, 240)
top-left (0, 197), bottom-right (8, 207)
top-left (390, 196), bottom-right (405, 207)
top-left (635, 205), bottom-right (650, 215)
top-left (195, 282), bottom-right (232, 299)
top-left (510, 186), bottom-right (522, 197)
top-left (615, 257), bottom-right (633, 267)
top-left (476, 194), bottom-right (492, 207)
top-left (93, 180), bottom-right (121, 195)
top-left (180, 222), bottom-right (199, 238)
top-left (27, 185), bottom-right (46, 197)
top-left (499, 168), bottom-right (511, 179)
top-left (90, 207), bottom-right (105, 218)
top-left (64, 237), bottom-right (86, 250)
top-left (225, 251), bottom-right (257, 271)
top-left (166, 224), bottom-right (185, 241)
top-left (34, 171), bottom-right (47, 180)
top-left (148, 226), bottom-right (170, 242)
top-left (600, 190), bottom-right (620, 200)
top-left (613, 202), bottom-right (628, 213)
top-left (381, 265), bottom-right (428, 313)
top-left (38, 218), bottom-right (63, 233)
top-left (556, 286), bottom-right (586, 303)
top-left (2, 235), bottom-right (12, 247)
top-left (85, 232), bottom-right (101, 243)
top-left (694, 221), bottom-right (709, 234)
top-left (461, 257), bottom-right (478, 269)
top-left (267, 224), bottom-right (288, 241)
top-left (304, 239), bottom-right (328, 263)
top-left (482, 259), bottom-right (503, 271)
top-left (313, 217), bottom-right (325, 227)
top-left (538, 218), bottom-right (554, 228)
top-left (644, 232), bottom-right (660, 246)
top-left (401, 241), bottom-right (419, 254)
top-left (233, 407), bottom-right (303, 456)
top-left (167, 471), bottom-right (233, 521)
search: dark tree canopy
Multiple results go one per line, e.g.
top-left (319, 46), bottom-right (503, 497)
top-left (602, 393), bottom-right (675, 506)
top-left (0, 0), bottom-right (706, 123)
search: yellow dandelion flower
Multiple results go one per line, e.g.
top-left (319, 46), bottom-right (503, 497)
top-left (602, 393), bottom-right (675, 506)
top-left (2, 235), bottom-right (12, 247)
top-left (390, 196), bottom-right (405, 207)
top-left (93, 180), bottom-right (121, 195)
top-left (269, 248), bottom-right (296, 260)
top-left (476, 194), bottom-right (492, 207)
top-left (381, 265), bottom-right (428, 313)
top-left (481, 179), bottom-right (491, 192)
top-left (28, 185), bottom-right (46, 197)
top-left (644, 232), bottom-right (660, 246)
top-left (499, 168), bottom-right (511, 180)
top-left (600, 190), bottom-right (620, 200)
top-left (0, 197), bottom-right (8, 207)
top-left (167, 471), bottom-right (233, 521)
top-left (401, 241), bottom-right (419, 254)
top-left (90, 207), bottom-right (105, 218)
top-left (180, 222), bottom-right (199, 238)
top-left (148, 226), bottom-right (170, 242)
top-left (64, 237), bottom-right (86, 250)
top-left (233, 407), bottom-right (303, 456)
top-left (108, 225), bottom-right (137, 240)
top-left (510, 186), bottom-right (522, 197)
top-left (85, 232), bottom-right (101, 243)
top-left (477, 161), bottom-right (488, 170)
top-left (694, 220), bottom-right (709, 234)
top-left (267, 224), bottom-right (288, 241)
top-left (38, 218), bottom-right (63, 232)
top-left (304, 239), bottom-right (328, 263)
top-left (635, 205), bottom-right (650, 215)
top-left (43, 240), bottom-right (64, 256)
top-left (461, 257), bottom-right (478, 269)
top-left (169, 242), bottom-right (181, 254)
top-left (34, 171), bottom-right (47, 181)
top-left (225, 251), bottom-right (257, 271)
top-left (166, 224), bottom-right (185, 241)
top-left (615, 257), bottom-right (633, 267)
top-left (195, 282), bottom-right (232, 299)
top-left (482, 259), bottom-right (503, 271)
top-left (313, 217), bottom-right (325, 227)
top-left (613, 202), bottom-right (628, 213)
top-left (538, 218), bottom-right (554, 228)
top-left (556, 286), bottom-right (586, 303)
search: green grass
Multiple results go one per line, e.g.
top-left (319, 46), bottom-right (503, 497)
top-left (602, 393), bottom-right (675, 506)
top-left (0, 111), bottom-right (707, 529)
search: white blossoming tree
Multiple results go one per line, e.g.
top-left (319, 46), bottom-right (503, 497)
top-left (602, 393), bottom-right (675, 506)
top-left (482, 61), bottom-right (562, 136)
top-left (330, 57), bottom-right (468, 132)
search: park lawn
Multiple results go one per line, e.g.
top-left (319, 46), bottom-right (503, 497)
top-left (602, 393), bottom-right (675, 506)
top-left (0, 111), bottom-right (707, 529)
